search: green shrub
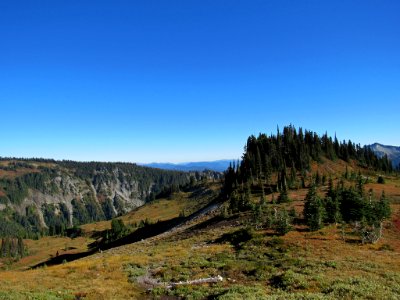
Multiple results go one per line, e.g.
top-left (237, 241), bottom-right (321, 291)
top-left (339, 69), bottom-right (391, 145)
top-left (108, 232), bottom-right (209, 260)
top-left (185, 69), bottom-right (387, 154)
top-left (322, 277), bottom-right (396, 299)
top-left (270, 270), bottom-right (308, 291)
top-left (215, 228), bottom-right (255, 249)
top-left (217, 285), bottom-right (267, 300)
top-left (125, 264), bottom-right (146, 283)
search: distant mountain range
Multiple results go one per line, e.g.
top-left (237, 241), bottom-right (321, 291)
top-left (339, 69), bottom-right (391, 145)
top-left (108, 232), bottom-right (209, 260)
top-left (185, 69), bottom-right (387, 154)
top-left (143, 159), bottom-right (234, 172)
top-left (143, 143), bottom-right (400, 172)
top-left (369, 143), bottom-right (400, 169)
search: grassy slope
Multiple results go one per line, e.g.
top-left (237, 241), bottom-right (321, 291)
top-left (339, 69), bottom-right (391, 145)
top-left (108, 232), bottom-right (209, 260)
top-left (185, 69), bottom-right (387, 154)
top-left (0, 166), bottom-right (400, 299)
top-left (0, 182), bottom-right (220, 299)
top-left (81, 182), bottom-right (219, 233)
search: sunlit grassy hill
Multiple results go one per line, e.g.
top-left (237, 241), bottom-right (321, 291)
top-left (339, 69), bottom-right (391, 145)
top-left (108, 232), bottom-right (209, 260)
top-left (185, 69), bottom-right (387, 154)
top-left (0, 158), bottom-right (399, 299)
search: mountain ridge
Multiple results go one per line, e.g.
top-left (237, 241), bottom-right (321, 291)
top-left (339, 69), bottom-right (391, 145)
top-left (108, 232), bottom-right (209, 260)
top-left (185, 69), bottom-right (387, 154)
top-left (369, 143), bottom-right (400, 169)
top-left (142, 159), bottom-right (235, 172)
top-left (0, 159), bottom-right (191, 237)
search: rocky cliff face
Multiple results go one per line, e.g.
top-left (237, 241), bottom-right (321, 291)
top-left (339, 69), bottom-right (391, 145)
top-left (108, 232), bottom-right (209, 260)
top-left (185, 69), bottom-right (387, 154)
top-left (0, 160), bottom-right (190, 234)
top-left (14, 170), bottom-right (144, 227)
top-left (369, 143), bottom-right (400, 169)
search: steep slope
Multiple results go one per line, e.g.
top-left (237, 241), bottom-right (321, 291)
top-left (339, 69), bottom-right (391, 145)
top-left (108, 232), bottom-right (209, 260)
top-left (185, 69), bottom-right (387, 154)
top-left (0, 159), bottom-right (190, 237)
top-left (0, 181), bottom-right (221, 270)
top-left (369, 143), bottom-right (400, 169)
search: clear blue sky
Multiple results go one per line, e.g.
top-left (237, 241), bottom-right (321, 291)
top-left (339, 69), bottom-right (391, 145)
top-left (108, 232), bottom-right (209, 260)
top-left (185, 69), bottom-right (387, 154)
top-left (1, 1), bottom-right (399, 163)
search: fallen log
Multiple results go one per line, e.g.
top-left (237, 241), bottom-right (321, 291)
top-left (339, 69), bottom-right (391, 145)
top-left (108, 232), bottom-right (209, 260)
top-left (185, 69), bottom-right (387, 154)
top-left (166, 275), bottom-right (223, 289)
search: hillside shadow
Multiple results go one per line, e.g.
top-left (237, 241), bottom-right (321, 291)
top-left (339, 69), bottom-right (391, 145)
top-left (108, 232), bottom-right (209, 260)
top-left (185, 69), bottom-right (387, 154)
top-left (344, 238), bottom-right (361, 244)
top-left (31, 217), bottom-right (185, 269)
top-left (94, 216), bottom-right (184, 251)
top-left (188, 186), bottom-right (214, 199)
top-left (31, 200), bottom-right (221, 269)
top-left (187, 215), bottom-right (226, 231)
top-left (295, 227), bottom-right (309, 233)
top-left (30, 249), bottom-right (98, 269)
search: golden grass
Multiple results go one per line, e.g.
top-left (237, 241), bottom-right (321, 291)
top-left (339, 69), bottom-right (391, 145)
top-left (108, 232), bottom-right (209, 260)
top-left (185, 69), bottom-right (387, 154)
top-left (81, 197), bottom-right (189, 233)
top-left (0, 255), bottom-right (142, 299)
top-left (1, 174), bottom-right (400, 298)
top-left (0, 235), bottom-right (94, 272)
top-left (1, 201), bottom-right (400, 299)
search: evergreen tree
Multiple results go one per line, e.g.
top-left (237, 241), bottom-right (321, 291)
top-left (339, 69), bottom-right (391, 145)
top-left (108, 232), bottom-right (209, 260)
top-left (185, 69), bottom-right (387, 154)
top-left (273, 209), bottom-right (293, 236)
top-left (289, 164), bottom-right (297, 189)
top-left (277, 188), bottom-right (290, 203)
top-left (110, 218), bottom-right (126, 239)
top-left (322, 174), bottom-right (327, 186)
top-left (375, 191), bottom-right (391, 223)
top-left (315, 171), bottom-right (321, 186)
top-left (256, 146), bottom-right (262, 180)
top-left (0, 238), bottom-right (5, 257)
top-left (4, 237), bottom-right (11, 257)
top-left (17, 237), bottom-right (25, 258)
top-left (340, 189), bottom-right (365, 222)
top-left (304, 185), bottom-right (325, 231)
top-left (325, 195), bottom-right (342, 224)
top-left (357, 191), bottom-right (391, 244)
top-left (356, 171), bottom-right (365, 197)
top-left (229, 191), bottom-right (240, 213)
top-left (252, 195), bottom-right (267, 229)
top-left (324, 177), bottom-right (341, 224)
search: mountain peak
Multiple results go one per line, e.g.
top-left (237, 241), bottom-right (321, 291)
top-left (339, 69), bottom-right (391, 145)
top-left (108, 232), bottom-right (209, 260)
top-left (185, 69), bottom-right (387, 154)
top-left (369, 143), bottom-right (400, 168)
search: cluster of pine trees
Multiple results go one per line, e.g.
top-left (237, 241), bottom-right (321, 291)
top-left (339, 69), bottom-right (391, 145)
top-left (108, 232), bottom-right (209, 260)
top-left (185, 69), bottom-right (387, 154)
top-left (42, 203), bottom-right (70, 236)
top-left (224, 125), bottom-right (393, 197)
top-left (223, 126), bottom-right (393, 243)
top-left (304, 177), bottom-right (391, 243)
top-left (0, 237), bottom-right (26, 260)
top-left (0, 170), bottom-right (59, 205)
top-left (0, 205), bottom-right (43, 239)
top-left (224, 125), bottom-right (393, 199)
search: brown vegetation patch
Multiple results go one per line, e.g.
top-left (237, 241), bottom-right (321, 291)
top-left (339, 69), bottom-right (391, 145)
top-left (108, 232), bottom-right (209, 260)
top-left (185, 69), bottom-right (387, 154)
top-left (0, 168), bottom-right (40, 179)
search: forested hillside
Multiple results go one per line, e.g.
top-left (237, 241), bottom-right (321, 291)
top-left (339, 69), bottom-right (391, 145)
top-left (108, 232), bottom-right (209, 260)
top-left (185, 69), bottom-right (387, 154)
top-left (0, 159), bottom-right (192, 238)
top-left (223, 125), bottom-right (394, 243)
top-left (224, 125), bottom-right (392, 197)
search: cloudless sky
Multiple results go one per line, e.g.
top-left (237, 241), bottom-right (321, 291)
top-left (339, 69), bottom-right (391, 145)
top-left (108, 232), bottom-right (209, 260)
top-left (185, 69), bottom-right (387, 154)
top-left (1, 1), bottom-right (399, 163)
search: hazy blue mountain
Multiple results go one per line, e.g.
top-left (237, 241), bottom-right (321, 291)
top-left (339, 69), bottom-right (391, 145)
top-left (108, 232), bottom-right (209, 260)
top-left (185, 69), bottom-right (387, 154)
top-left (369, 143), bottom-right (400, 169)
top-left (143, 159), bottom-right (235, 172)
